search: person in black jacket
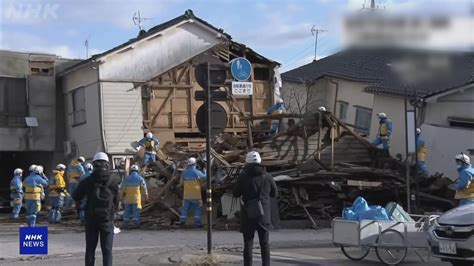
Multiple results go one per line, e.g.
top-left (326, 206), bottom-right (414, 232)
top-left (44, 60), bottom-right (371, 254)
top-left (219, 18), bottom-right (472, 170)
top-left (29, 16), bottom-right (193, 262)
top-left (73, 152), bottom-right (120, 266)
top-left (233, 151), bottom-right (278, 266)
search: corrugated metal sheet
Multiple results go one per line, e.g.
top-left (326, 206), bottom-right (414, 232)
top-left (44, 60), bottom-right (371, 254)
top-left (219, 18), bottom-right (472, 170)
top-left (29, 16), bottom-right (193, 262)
top-left (101, 82), bottom-right (143, 154)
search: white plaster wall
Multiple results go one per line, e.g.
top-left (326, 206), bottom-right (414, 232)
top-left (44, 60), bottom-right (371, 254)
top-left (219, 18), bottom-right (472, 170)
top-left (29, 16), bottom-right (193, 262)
top-left (421, 124), bottom-right (474, 179)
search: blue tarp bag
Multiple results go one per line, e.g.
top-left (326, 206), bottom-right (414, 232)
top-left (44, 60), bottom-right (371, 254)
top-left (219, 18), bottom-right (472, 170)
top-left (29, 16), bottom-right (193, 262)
top-left (352, 196), bottom-right (370, 213)
top-left (359, 206), bottom-right (390, 220)
top-left (341, 197), bottom-right (390, 221)
top-left (342, 207), bottom-right (358, 221)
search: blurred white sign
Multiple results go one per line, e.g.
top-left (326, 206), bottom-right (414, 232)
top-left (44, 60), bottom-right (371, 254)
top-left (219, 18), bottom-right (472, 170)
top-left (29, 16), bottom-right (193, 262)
top-left (232, 82), bottom-right (253, 96)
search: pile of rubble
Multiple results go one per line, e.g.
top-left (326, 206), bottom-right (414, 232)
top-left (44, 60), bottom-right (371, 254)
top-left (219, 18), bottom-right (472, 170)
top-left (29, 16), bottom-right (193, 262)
top-left (131, 112), bottom-right (457, 228)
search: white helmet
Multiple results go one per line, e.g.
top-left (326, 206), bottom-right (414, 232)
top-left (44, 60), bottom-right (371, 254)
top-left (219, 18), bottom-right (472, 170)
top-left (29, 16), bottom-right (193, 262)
top-left (35, 165), bottom-right (44, 174)
top-left (276, 98), bottom-right (284, 104)
top-left (56, 164), bottom-right (66, 171)
top-left (318, 106), bottom-right (326, 112)
top-left (416, 128), bottom-right (421, 135)
top-left (14, 168), bottom-right (23, 175)
top-left (93, 152), bottom-right (109, 162)
top-left (377, 112), bottom-right (387, 119)
top-left (245, 151), bottom-right (262, 164)
top-left (78, 156), bottom-right (85, 163)
top-left (187, 157), bottom-right (197, 165)
top-left (85, 163), bottom-right (93, 171)
top-left (29, 164), bottom-right (37, 172)
top-left (146, 132), bottom-right (153, 139)
top-left (130, 164), bottom-right (139, 171)
top-left (455, 153), bottom-right (470, 164)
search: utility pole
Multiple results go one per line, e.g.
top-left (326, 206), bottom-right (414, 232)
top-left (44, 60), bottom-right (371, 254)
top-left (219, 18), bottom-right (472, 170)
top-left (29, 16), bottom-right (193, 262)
top-left (311, 26), bottom-right (326, 61)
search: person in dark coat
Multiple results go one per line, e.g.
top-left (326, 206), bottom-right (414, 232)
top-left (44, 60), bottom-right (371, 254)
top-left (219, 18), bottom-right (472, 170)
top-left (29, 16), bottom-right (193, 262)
top-left (233, 151), bottom-right (278, 266)
top-left (73, 152), bottom-right (120, 266)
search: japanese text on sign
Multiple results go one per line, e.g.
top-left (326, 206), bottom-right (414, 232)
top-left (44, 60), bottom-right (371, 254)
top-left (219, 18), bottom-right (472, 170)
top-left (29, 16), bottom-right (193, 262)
top-left (232, 82), bottom-right (253, 96)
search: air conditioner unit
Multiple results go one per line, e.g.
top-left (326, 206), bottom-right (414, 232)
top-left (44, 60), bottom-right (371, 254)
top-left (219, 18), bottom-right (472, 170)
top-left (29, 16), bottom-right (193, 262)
top-left (64, 141), bottom-right (73, 155)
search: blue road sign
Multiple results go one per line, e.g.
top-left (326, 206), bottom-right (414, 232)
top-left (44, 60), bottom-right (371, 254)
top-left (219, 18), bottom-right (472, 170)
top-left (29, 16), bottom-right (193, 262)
top-left (231, 57), bottom-right (252, 81)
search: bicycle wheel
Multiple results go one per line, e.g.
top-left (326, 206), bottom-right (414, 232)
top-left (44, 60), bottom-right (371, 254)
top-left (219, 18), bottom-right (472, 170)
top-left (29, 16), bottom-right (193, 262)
top-left (341, 245), bottom-right (370, 261)
top-left (375, 229), bottom-right (408, 265)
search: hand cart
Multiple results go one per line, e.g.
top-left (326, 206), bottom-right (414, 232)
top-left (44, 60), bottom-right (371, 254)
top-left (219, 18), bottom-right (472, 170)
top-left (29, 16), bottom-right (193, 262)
top-left (332, 215), bottom-right (438, 265)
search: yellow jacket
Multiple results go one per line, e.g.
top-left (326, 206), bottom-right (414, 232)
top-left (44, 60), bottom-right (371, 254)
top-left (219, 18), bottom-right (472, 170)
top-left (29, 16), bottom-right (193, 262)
top-left (49, 170), bottom-right (66, 197)
top-left (121, 172), bottom-right (148, 209)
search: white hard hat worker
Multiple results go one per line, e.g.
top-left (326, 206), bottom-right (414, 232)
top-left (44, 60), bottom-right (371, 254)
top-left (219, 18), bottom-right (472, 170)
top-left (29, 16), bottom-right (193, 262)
top-left (187, 157), bottom-right (197, 166)
top-left (276, 98), bottom-right (284, 104)
top-left (85, 163), bottom-right (93, 172)
top-left (29, 164), bottom-right (37, 173)
top-left (56, 164), bottom-right (66, 171)
top-left (377, 112), bottom-right (387, 119)
top-left (130, 164), bottom-right (139, 172)
top-left (146, 132), bottom-right (153, 139)
top-left (14, 168), bottom-right (23, 176)
top-left (318, 106), bottom-right (326, 112)
top-left (78, 156), bottom-right (85, 163)
top-left (93, 152), bottom-right (109, 162)
top-left (455, 153), bottom-right (470, 165)
top-left (416, 128), bottom-right (422, 135)
top-left (245, 151), bottom-right (262, 164)
top-left (35, 165), bottom-right (44, 174)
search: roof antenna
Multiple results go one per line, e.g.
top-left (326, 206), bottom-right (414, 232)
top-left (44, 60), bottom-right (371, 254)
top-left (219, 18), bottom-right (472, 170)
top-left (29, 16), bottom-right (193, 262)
top-left (84, 33), bottom-right (92, 59)
top-left (311, 25), bottom-right (326, 62)
top-left (133, 11), bottom-right (151, 36)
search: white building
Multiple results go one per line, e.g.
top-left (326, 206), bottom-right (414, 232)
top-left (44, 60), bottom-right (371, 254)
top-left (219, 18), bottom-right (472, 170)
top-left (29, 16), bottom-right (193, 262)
top-left (282, 48), bottom-right (474, 178)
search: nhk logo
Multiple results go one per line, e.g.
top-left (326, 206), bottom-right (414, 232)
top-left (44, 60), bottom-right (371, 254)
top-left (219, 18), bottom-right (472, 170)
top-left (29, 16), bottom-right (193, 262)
top-left (19, 227), bottom-right (48, 255)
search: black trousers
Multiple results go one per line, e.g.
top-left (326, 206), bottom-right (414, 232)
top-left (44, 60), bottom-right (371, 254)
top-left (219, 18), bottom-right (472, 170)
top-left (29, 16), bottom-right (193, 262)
top-left (85, 220), bottom-right (114, 266)
top-left (243, 222), bottom-right (270, 266)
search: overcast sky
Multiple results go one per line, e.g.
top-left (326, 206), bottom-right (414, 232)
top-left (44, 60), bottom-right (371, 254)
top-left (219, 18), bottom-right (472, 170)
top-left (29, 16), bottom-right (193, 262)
top-left (1, 0), bottom-right (472, 72)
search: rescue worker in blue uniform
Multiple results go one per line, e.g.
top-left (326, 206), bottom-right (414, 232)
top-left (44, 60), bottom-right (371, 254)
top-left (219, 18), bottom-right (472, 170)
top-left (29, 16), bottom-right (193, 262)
top-left (10, 168), bottom-right (24, 219)
top-left (121, 164), bottom-right (148, 227)
top-left (79, 163), bottom-right (93, 225)
top-left (179, 157), bottom-right (206, 226)
top-left (48, 164), bottom-right (67, 224)
top-left (66, 156), bottom-right (85, 208)
top-left (266, 98), bottom-right (286, 134)
top-left (373, 112), bottom-right (393, 155)
top-left (415, 128), bottom-right (429, 176)
top-left (454, 153), bottom-right (474, 206)
top-left (23, 165), bottom-right (49, 227)
top-left (138, 132), bottom-right (160, 166)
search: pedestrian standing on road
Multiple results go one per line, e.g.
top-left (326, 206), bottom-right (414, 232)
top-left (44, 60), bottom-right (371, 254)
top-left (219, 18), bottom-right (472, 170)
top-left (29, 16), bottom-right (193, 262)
top-left (23, 165), bottom-right (49, 227)
top-left (454, 153), bottom-right (474, 206)
top-left (121, 164), bottom-right (148, 228)
top-left (179, 157), bottom-right (206, 227)
top-left (66, 156), bottom-right (85, 208)
top-left (73, 152), bottom-right (120, 266)
top-left (48, 164), bottom-right (67, 224)
top-left (233, 151), bottom-right (278, 266)
top-left (10, 168), bottom-right (24, 219)
top-left (79, 163), bottom-right (93, 225)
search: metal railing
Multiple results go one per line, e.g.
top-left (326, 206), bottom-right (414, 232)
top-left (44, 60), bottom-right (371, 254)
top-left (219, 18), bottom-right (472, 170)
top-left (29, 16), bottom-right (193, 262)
top-left (0, 114), bottom-right (26, 128)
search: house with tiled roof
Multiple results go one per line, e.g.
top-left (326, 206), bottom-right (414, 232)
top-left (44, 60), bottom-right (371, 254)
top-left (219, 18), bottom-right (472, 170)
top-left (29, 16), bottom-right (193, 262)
top-left (282, 48), bottom-right (474, 178)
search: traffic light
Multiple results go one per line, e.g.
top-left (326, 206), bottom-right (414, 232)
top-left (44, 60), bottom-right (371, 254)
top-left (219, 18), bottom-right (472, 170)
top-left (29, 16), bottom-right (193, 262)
top-left (194, 63), bottom-right (229, 101)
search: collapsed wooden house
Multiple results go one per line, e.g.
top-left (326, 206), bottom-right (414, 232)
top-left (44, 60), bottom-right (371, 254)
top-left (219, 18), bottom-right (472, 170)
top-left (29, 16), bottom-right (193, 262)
top-left (58, 9), bottom-right (280, 161)
top-left (134, 111), bottom-right (455, 228)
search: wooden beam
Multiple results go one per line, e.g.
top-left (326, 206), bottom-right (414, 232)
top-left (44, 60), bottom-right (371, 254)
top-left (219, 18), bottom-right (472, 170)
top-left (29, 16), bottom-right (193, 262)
top-left (147, 82), bottom-right (192, 89)
top-left (150, 89), bottom-right (173, 128)
top-left (176, 65), bottom-right (189, 84)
